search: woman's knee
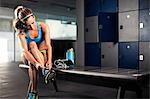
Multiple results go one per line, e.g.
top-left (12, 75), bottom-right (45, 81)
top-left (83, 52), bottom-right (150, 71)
top-left (29, 41), bottom-right (38, 50)
top-left (39, 41), bottom-right (48, 50)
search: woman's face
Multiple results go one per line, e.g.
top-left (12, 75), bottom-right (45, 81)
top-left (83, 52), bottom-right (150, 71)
top-left (25, 15), bottom-right (37, 30)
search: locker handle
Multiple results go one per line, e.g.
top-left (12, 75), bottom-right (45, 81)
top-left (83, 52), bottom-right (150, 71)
top-left (86, 28), bottom-right (88, 32)
top-left (119, 55), bottom-right (123, 59)
top-left (102, 55), bottom-right (104, 59)
top-left (120, 25), bottom-right (123, 29)
top-left (139, 54), bottom-right (144, 61)
top-left (99, 25), bottom-right (103, 30)
top-left (140, 23), bottom-right (144, 29)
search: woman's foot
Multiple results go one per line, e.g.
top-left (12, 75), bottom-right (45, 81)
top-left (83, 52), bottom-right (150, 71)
top-left (28, 92), bottom-right (38, 99)
top-left (45, 69), bottom-right (56, 84)
top-left (42, 68), bottom-right (49, 76)
top-left (42, 68), bottom-right (56, 84)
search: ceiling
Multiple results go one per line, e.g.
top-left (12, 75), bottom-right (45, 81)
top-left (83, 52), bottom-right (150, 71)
top-left (0, 0), bottom-right (76, 18)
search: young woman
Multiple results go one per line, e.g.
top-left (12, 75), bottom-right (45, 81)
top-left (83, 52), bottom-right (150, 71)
top-left (14, 6), bottom-right (53, 98)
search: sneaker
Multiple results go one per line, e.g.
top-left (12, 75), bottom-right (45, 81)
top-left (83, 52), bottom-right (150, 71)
top-left (28, 92), bottom-right (38, 99)
top-left (42, 68), bottom-right (49, 76)
top-left (45, 69), bottom-right (56, 84)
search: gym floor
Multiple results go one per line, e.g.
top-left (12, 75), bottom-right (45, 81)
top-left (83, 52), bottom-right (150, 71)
top-left (0, 62), bottom-right (149, 99)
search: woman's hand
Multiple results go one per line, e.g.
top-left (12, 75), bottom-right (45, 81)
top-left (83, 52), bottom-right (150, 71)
top-left (35, 63), bottom-right (45, 70)
top-left (46, 61), bottom-right (52, 70)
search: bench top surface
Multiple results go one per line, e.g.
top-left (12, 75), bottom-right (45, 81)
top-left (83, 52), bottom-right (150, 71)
top-left (19, 64), bottom-right (149, 80)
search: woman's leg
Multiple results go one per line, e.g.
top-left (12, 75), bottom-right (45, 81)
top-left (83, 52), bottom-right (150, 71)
top-left (30, 64), bottom-right (38, 93)
top-left (22, 56), bottom-right (33, 92)
top-left (38, 41), bottom-right (55, 84)
top-left (29, 41), bottom-right (45, 68)
top-left (28, 66), bottom-right (33, 92)
top-left (22, 55), bottom-right (38, 93)
top-left (27, 64), bottom-right (38, 99)
top-left (38, 41), bottom-right (48, 65)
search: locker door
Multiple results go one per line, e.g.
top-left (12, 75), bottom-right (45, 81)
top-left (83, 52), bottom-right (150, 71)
top-left (119, 11), bottom-right (138, 42)
top-left (119, 42), bottom-right (138, 69)
top-left (139, 9), bottom-right (150, 41)
top-left (99, 0), bottom-right (118, 12)
top-left (139, 42), bottom-right (150, 71)
top-left (101, 42), bottom-right (118, 68)
top-left (85, 43), bottom-right (100, 66)
top-left (85, 0), bottom-right (100, 17)
top-left (99, 12), bottom-right (118, 42)
top-left (139, 0), bottom-right (150, 10)
top-left (85, 16), bottom-right (99, 43)
top-left (119, 0), bottom-right (138, 12)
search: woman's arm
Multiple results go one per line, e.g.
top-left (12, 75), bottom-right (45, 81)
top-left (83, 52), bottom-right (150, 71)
top-left (40, 22), bottom-right (52, 69)
top-left (18, 31), bottom-right (40, 68)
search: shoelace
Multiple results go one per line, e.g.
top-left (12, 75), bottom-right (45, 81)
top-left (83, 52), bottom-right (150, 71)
top-left (42, 68), bottom-right (49, 76)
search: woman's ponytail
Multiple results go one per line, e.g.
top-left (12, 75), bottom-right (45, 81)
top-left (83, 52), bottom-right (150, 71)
top-left (13, 6), bottom-right (28, 30)
top-left (14, 6), bottom-right (23, 19)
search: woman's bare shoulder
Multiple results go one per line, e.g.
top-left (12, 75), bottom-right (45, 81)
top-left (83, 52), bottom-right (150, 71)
top-left (39, 21), bottom-right (46, 26)
top-left (39, 21), bottom-right (49, 32)
top-left (39, 21), bottom-right (49, 27)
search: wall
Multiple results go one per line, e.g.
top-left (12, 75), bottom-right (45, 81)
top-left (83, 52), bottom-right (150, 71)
top-left (75, 0), bottom-right (85, 67)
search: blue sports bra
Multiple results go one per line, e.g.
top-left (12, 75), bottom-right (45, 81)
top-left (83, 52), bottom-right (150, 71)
top-left (26, 22), bottom-right (44, 44)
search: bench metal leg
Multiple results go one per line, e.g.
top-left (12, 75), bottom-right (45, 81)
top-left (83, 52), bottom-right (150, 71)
top-left (117, 86), bottom-right (125, 99)
top-left (136, 87), bottom-right (143, 98)
top-left (52, 79), bottom-right (58, 92)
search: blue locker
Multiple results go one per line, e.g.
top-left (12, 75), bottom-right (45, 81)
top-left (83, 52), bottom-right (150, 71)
top-left (85, 43), bottom-right (101, 66)
top-left (139, 0), bottom-right (150, 10)
top-left (99, 0), bottom-right (118, 12)
top-left (99, 12), bottom-right (118, 42)
top-left (119, 42), bottom-right (139, 69)
top-left (139, 9), bottom-right (150, 41)
top-left (85, 0), bottom-right (100, 17)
